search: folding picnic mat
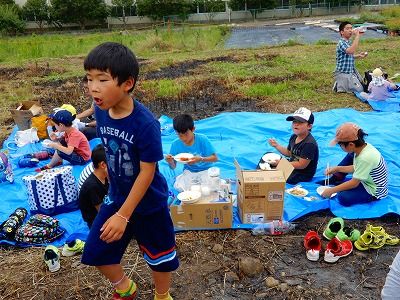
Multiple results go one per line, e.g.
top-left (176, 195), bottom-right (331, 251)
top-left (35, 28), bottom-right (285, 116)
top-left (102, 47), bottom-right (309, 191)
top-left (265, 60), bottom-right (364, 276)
top-left (354, 85), bottom-right (400, 112)
top-left (1, 108), bottom-right (400, 246)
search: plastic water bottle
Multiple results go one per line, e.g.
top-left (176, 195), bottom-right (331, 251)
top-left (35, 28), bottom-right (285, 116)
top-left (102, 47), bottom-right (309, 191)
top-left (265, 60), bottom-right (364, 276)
top-left (251, 220), bottom-right (295, 236)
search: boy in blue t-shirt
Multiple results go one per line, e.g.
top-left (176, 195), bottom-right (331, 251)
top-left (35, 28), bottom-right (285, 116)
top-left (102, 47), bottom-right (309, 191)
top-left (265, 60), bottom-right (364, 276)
top-left (165, 114), bottom-right (218, 172)
top-left (81, 42), bottom-right (178, 300)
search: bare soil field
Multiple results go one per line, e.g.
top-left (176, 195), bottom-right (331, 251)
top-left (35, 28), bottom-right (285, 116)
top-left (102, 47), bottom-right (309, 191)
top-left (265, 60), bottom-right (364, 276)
top-left (0, 56), bottom-right (398, 300)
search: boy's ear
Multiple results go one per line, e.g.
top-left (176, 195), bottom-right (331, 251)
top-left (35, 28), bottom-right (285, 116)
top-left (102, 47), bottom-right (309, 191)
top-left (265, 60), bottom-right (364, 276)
top-left (123, 77), bottom-right (135, 92)
top-left (192, 126), bottom-right (196, 132)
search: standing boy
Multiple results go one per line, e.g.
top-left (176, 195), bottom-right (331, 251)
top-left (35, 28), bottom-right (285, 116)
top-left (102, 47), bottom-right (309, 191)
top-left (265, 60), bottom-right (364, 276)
top-left (81, 42), bottom-right (178, 300)
top-left (320, 123), bottom-right (388, 206)
top-left (37, 109), bottom-right (91, 171)
top-left (268, 107), bottom-right (319, 184)
top-left (78, 144), bottom-right (108, 229)
top-left (165, 114), bottom-right (218, 172)
top-left (333, 21), bottom-right (368, 93)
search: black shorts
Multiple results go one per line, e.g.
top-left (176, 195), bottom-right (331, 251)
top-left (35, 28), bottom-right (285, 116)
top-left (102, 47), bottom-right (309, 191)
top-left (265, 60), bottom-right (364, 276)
top-left (81, 203), bottom-right (179, 272)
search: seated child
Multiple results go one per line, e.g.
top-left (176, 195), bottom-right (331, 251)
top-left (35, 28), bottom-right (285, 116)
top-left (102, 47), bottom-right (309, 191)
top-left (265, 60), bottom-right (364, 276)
top-left (165, 114), bottom-right (218, 172)
top-left (36, 109), bottom-right (91, 171)
top-left (78, 144), bottom-right (108, 228)
top-left (360, 68), bottom-right (398, 101)
top-left (76, 76), bottom-right (98, 140)
top-left (320, 122), bottom-right (388, 206)
top-left (268, 107), bottom-right (319, 184)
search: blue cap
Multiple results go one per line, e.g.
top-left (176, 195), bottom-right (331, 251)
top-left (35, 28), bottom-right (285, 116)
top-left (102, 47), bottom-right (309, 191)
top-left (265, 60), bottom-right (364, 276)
top-left (49, 109), bottom-right (75, 124)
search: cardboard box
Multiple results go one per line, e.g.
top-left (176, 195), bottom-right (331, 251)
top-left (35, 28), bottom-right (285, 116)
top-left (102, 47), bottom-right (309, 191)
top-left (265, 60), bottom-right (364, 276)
top-left (170, 193), bottom-right (232, 230)
top-left (235, 158), bottom-right (294, 224)
top-left (10, 101), bottom-right (43, 130)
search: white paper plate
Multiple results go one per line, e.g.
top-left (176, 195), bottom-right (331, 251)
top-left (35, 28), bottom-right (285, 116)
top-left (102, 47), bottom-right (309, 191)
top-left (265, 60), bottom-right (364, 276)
top-left (262, 153), bottom-right (281, 163)
top-left (42, 139), bottom-right (52, 148)
top-left (317, 186), bottom-right (337, 198)
top-left (286, 187), bottom-right (309, 198)
top-left (177, 191), bottom-right (201, 204)
top-left (174, 153), bottom-right (194, 164)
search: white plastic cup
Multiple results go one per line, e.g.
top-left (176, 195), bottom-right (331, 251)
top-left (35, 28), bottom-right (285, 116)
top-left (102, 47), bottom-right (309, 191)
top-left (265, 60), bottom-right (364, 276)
top-left (201, 185), bottom-right (210, 196)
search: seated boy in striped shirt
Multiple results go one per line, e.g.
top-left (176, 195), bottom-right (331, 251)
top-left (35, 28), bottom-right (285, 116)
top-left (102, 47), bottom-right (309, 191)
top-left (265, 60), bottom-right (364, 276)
top-left (319, 122), bottom-right (388, 206)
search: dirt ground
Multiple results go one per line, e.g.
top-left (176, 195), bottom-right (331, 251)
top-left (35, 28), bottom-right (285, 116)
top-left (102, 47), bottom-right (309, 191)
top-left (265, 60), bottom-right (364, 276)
top-left (0, 55), bottom-right (398, 300)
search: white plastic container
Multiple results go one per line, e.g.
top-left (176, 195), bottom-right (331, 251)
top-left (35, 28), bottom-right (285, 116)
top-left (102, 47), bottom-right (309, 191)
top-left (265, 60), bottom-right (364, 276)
top-left (208, 167), bottom-right (221, 192)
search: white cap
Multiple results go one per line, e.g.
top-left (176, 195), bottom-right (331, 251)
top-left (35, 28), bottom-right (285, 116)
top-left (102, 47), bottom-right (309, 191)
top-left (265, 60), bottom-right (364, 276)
top-left (286, 107), bottom-right (314, 124)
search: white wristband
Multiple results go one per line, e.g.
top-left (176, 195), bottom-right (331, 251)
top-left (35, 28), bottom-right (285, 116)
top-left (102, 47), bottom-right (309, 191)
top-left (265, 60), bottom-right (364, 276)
top-left (115, 212), bottom-right (129, 223)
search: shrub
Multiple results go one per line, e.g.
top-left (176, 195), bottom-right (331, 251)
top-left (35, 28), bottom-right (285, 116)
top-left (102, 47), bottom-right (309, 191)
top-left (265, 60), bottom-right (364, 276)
top-left (0, 5), bottom-right (25, 35)
top-left (385, 19), bottom-right (400, 32)
top-left (381, 6), bottom-right (400, 19)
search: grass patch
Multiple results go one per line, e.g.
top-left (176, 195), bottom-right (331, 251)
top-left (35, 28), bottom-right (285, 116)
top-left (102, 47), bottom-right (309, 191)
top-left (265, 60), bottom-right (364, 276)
top-left (141, 79), bottom-right (188, 98)
top-left (240, 82), bottom-right (288, 97)
top-left (0, 25), bottom-right (228, 63)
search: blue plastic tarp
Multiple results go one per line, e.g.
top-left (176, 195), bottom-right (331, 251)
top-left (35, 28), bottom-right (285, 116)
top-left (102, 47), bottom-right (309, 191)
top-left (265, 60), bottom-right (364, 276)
top-left (1, 108), bottom-right (400, 246)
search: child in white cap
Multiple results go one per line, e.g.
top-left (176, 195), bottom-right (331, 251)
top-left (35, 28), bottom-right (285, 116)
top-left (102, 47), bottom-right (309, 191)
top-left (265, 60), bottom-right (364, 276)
top-left (268, 107), bottom-right (319, 184)
top-left (360, 68), bottom-right (397, 101)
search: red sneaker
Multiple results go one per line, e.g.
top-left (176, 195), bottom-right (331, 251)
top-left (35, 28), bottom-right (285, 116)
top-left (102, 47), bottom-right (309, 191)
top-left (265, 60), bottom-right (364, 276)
top-left (324, 237), bottom-right (353, 263)
top-left (304, 230), bottom-right (322, 261)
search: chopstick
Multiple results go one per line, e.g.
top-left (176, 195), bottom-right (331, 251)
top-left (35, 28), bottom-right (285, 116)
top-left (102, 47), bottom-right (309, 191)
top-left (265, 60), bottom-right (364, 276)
top-left (325, 163), bottom-right (330, 187)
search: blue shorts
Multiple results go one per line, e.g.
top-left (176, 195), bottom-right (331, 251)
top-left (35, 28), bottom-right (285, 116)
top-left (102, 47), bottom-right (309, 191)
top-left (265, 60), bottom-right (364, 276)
top-left (81, 203), bottom-right (179, 272)
top-left (58, 139), bottom-right (86, 165)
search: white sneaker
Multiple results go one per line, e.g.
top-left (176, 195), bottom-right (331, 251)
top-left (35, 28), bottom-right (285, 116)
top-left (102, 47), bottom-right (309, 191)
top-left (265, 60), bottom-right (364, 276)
top-left (61, 239), bottom-right (85, 257)
top-left (44, 245), bottom-right (60, 272)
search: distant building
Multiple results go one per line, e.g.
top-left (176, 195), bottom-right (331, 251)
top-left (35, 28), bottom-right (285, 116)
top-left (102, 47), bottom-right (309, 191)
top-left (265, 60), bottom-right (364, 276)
top-left (14, 0), bottom-right (114, 6)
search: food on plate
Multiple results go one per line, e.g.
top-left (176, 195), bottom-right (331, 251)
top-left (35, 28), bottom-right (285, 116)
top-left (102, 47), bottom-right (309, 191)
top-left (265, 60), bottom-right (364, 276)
top-left (179, 157), bottom-right (190, 161)
top-left (287, 187), bottom-right (308, 197)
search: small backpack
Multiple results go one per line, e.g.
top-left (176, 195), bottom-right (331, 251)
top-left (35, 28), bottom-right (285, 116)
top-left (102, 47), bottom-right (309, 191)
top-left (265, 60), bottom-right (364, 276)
top-left (15, 214), bottom-right (65, 244)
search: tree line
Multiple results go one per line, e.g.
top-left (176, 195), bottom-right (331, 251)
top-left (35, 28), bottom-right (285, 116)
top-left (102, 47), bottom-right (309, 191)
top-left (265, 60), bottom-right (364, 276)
top-left (0, 0), bottom-right (361, 35)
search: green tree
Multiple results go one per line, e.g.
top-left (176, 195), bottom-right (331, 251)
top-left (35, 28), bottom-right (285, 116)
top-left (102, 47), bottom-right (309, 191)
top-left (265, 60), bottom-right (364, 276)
top-left (111, 0), bottom-right (134, 29)
top-left (22, 0), bottom-right (49, 29)
top-left (0, 4), bottom-right (25, 35)
top-left (50, 0), bottom-right (108, 29)
top-left (229, 0), bottom-right (275, 10)
top-left (0, 0), bottom-right (15, 5)
top-left (136, 0), bottom-right (192, 21)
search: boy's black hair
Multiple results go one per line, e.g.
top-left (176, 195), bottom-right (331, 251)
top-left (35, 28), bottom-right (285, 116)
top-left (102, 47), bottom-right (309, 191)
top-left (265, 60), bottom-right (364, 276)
top-left (338, 129), bottom-right (368, 148)
top-left (84, 42), bottom-right (139, 93)
top-left (173, 114), bottom-right (194, 134)
top-left (339, 21), bottom-right (352, 33)
top-left (91, 144), bottom-right (107, 168)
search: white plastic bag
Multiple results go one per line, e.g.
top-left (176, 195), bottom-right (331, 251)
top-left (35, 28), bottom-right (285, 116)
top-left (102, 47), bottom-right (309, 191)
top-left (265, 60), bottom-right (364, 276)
top-left (15, 127), bottom-right (39, 147)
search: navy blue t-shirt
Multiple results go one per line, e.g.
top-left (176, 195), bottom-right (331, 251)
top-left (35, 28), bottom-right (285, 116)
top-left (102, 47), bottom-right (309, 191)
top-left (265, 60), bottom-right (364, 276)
top-left (95, 99), bottom-right (168, 215)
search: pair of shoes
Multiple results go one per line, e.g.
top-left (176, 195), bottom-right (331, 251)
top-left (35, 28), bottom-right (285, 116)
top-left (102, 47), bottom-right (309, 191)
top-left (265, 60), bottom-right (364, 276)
top-left (62, 239), bottom-right (85, 256)
top-left (44, 245), bottom-right (60, 272)
top-left (354, 224), bottom-right (399, 251)
top-left (304, 231), bottom-right (353, 262)
top-left (111, 280), bottom-right (138, 300)
top-left (323, 217), bottom-right (360, 242)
